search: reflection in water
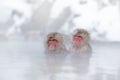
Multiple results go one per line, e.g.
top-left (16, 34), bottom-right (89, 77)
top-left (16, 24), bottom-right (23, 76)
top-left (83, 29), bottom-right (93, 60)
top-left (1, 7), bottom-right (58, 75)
top-left (70, 52), bottom-right (91, 74)
top-left (0, 41), bottom-right (120, 80)
top-left (44, 53), bottom-right (67, 79)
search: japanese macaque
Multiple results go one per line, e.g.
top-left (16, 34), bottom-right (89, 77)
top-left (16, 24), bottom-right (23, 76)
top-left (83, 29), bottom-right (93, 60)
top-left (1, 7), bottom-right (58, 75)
top-left (69, 29), bottom-right (92, 54)
top-left (44, 32), bottom-right (67, 75)
top-left (69, 29), bottom-right (92, 74)
top-left (44, 32), bottom-right (67, 54)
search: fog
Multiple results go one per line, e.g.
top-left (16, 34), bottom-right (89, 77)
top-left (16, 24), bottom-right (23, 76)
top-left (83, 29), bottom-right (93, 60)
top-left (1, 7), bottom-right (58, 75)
top-left (0, 0), bottom-right (120, 80)
top-left (0, 40), bottom-right (120, 80)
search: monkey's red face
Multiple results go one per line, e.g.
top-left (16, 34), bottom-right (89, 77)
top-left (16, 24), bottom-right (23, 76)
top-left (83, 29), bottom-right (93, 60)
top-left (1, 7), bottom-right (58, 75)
top-left (48, 38), bottom-right (58, 50)
top-left (73, 35), bottom-right (83, 44)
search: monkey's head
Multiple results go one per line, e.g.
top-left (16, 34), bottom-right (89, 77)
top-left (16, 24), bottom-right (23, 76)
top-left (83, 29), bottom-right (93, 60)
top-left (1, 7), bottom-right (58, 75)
top-left (72, 29), bottom-right (90, 47)
top-left (45, 32), bottom-right (65, 52)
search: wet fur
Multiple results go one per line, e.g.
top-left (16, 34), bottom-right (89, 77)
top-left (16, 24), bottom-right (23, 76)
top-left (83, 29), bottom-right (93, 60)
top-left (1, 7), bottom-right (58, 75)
top-left (70, 29), bottom-right (92, 54)
top-left (44, 32), bottom-right (67, 54)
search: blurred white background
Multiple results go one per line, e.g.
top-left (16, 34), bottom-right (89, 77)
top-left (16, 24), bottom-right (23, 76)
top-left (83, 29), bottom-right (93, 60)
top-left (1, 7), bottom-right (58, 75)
top-left (0, 0), bottom-right (120, 41)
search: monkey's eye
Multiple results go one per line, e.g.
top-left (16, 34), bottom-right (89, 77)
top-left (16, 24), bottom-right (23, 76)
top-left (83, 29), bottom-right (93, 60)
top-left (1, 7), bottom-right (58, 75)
top-left (74, 34), bottom-right (81, 37)
top-left (52, 39), bottom-right (58, 42)
top-left (77, 36), bottom-right (83, 38)
top-left (49, 38), bottom-right (58, 42)
top-left (74, 35), bottom-right (83, 40)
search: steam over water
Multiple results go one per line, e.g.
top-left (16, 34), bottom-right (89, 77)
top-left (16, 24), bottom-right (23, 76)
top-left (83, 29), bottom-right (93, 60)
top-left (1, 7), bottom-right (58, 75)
top-left (0, 40), bottom-right (120, 80)
top-left (0, 0), bottom-right (120, 80)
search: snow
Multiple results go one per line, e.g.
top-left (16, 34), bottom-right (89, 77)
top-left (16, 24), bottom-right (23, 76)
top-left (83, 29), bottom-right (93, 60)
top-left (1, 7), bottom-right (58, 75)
top-left (0, 0), bottom-right (120, 41)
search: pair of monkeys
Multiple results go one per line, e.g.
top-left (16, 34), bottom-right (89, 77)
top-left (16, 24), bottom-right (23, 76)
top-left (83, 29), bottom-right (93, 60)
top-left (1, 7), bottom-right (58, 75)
top-left (44, 29), bottom-right (91, 54)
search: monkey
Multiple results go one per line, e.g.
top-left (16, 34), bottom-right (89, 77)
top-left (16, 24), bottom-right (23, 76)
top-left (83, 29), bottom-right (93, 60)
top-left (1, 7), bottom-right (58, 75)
top-left (44, 32), bottom-right (67, 54)
top-left (69, 29), bottom-right (92, 54)
top-left (44, 32), bottom-right (67, 76)
top-left (69, 29), bottom-right (92, 74)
